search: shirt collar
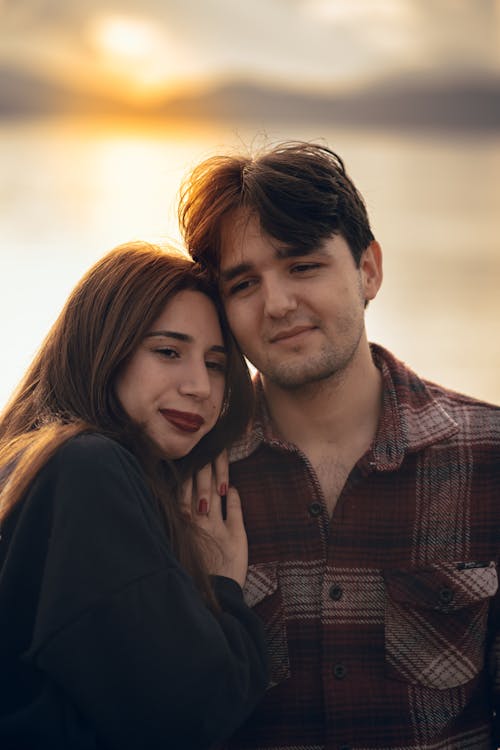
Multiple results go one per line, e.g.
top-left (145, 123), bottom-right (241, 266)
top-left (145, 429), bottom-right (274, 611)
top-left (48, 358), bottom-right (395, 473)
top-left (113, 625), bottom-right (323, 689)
top-left (230, 343), bottom-right (459, 469)
top-left (368, 344), bottom-right (459, 470)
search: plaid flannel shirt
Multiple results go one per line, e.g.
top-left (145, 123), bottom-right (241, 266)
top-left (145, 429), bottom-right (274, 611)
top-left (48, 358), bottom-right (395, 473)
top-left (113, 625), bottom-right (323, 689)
top-left (224, 344), bottom-right (500, 750)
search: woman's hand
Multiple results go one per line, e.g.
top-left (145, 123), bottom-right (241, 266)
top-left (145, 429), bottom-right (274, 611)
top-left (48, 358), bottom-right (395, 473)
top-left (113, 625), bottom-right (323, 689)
top-left (192, 450), bottom-right (229, 510)
top-left (182, 458), bottom-right (248, 589)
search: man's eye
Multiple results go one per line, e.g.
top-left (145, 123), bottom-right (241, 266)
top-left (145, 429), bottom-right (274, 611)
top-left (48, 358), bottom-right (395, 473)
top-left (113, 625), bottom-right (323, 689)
top-left (227, 278), bottom-right (256, 296)
top-left (291, 263), bottom-right (321, 273)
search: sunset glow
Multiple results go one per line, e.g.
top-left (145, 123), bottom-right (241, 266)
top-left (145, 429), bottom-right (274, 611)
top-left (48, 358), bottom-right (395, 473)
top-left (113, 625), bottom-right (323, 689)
top-left (85, 14), bottom-right (179, 99)
top-left (305, 0), bottom-right (415, 22)
top-left (91, 16), bottom-right (160, 60)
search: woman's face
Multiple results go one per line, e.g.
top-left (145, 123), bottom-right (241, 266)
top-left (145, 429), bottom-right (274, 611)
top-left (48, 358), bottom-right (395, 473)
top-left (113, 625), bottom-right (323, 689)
top-left (115, 289), bottom-right (227, 459)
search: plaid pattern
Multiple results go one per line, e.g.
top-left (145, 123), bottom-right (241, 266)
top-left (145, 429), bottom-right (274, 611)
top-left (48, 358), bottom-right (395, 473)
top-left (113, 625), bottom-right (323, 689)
top-left (224, 344), bottom-right (500, 750)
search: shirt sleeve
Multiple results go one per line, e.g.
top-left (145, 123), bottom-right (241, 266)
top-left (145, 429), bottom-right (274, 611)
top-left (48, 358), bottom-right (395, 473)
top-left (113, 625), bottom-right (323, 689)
top-left (25, 435), bottom-right (268, 750)
top-left (490, 566), bottom-right (500, 747)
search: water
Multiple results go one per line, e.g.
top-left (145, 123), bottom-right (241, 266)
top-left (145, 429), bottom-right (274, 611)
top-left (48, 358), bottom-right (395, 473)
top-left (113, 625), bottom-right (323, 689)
top-left (1, 117), bottom-right (499, 408)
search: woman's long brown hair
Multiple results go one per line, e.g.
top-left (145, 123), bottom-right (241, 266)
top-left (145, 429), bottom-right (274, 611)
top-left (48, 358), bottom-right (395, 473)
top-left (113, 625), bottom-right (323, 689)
top-left (0, 242), bottom-right (253, 606)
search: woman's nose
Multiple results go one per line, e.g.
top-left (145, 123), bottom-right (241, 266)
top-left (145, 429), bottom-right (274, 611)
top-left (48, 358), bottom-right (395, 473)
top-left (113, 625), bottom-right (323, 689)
top-left (178, 363), bottom-right (211, 400)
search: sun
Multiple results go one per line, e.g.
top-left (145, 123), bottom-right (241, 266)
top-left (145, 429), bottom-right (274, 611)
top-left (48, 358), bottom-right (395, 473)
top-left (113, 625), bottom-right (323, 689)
top-left (91, 15), bottom-right (160, 61)
top-left (86, 14), bottom-right (181, 100)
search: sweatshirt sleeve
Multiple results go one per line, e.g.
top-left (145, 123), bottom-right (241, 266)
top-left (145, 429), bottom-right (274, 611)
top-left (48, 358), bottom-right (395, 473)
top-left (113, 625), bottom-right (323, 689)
top-left (25, 435), bottom-right (268, 750)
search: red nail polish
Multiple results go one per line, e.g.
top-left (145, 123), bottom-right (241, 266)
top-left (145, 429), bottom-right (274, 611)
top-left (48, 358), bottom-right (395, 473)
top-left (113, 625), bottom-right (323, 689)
top-left (219, 483), bottom-right (227, 497)
top-left (198, 498), bottom-right (208, 515)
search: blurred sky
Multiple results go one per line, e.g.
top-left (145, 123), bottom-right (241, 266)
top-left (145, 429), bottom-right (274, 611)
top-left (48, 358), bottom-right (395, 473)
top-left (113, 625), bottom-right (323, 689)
top-left (2, 0), bottom-right (500, 102)
top-left (1, 0), bottom-right (500, 407)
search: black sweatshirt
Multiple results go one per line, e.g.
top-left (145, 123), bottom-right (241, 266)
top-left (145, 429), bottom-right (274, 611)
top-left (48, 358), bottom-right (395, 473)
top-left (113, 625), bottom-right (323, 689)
top-left (0, 434), bottom-right (268, 749)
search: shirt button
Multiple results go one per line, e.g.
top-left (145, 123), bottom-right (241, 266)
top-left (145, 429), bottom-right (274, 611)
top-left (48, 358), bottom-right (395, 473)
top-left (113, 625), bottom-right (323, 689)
top-left (439, 587), bottom-right (454, 605)
top-left (308, 501), bottom-right (322, 517)
top-left (329, 584), bottom-right (343, 601)
top-left (332, 663), bottom-right (347, 680)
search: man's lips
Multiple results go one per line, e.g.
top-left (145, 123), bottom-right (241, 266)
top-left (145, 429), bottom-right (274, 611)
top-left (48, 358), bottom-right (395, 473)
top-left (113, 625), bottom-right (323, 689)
top-left (159, 409), bottom-right (205, 433)
top-left (269, 325), bottom-right (316, 343)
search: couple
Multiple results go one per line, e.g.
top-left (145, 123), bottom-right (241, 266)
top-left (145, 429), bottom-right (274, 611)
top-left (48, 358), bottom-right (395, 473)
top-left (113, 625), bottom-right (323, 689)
top-left (1, 141), bottom-right (499, 749)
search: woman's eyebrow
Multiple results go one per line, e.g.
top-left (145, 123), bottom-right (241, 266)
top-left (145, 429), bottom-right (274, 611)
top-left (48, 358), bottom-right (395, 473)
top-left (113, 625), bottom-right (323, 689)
top-left (145, 331), bottom-right (226, 354)
top-left (146, 330), bottom-right (192, 342)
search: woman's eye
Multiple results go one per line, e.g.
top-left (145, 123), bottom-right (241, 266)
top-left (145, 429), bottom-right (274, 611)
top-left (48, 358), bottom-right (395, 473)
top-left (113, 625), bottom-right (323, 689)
top-left (206, 360), bottom-right (226, 374)
top-left (156, 347), bottom-right (179, 359)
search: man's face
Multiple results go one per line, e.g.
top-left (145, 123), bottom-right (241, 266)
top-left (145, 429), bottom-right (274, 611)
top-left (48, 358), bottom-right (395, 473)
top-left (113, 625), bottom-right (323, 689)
top-left (219, 211), bottom-right (382, 390)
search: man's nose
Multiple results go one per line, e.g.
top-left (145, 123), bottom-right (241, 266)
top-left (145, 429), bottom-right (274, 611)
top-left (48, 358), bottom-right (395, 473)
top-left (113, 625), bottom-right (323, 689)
top-left (262, 277), bottom-right (297, 318)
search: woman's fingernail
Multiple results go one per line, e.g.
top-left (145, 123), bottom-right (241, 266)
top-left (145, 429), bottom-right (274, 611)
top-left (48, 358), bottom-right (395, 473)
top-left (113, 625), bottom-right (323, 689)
top-left (198, 498), bottom-right (209, 515)
top-left (219, 483), bottom-right (227, 497)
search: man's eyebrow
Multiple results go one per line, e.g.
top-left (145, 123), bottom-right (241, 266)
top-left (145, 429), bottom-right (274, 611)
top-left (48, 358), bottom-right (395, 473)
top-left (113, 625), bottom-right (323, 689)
top-left (275, 244), bottom-right (329, 259)
top-left (220, 245), bottom-right (327, 282)
top-left (145, 331), bottom-right (226, 354)
top-left (219, 263), bottom-right (253, 283)
top-left (275, 246), bottom-right (312, 260)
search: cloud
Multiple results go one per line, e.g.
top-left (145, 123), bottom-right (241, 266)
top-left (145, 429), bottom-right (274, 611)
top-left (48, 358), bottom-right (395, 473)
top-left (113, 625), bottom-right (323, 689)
top-left (1, 0), bottom-right (499, 97)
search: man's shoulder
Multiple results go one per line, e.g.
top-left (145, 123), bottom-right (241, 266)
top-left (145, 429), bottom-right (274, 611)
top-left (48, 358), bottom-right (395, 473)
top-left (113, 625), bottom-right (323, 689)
top-left (421, 379), bottom-right (500, 442)
top-left (423, 378), bottom-right (500, 413)
top-left (374, 343), bottom-right (500, 441)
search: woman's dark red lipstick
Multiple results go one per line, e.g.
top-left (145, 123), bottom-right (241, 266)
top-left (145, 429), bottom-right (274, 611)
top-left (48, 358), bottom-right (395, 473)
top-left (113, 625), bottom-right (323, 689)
top-left (160, 409), bottom-right (205, 433)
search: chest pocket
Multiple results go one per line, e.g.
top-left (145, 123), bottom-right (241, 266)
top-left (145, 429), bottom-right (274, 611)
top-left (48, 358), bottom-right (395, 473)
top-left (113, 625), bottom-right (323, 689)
top-left (383, 561), bottom-right (498, 690)
top-left (243, 563), bottom-right (290, 688)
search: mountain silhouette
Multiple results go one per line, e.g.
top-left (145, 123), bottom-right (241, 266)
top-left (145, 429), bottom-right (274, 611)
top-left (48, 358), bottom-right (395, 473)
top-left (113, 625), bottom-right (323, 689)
top-left (156, 76), bottom-right (500, 131)
top-left (2, 65), bottom-right (499, 131)
top-left (0, 66), bottom-right (133, 116)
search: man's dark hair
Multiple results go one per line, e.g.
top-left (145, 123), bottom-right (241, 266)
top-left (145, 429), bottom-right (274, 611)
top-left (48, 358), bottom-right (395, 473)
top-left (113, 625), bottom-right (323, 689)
top-left (179, 141), bottom-right (375, 274)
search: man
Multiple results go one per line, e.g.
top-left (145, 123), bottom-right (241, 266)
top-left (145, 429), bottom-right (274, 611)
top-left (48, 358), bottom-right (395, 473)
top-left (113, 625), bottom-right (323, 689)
top-left (179, 142), bottom-right (500, 750)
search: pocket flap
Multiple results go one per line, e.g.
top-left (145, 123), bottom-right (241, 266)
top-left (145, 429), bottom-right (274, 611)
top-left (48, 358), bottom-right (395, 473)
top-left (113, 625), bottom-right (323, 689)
top-left (243, 563), bottom-right (279, 608)
top-left (384, 561), bottom-right (497, 611)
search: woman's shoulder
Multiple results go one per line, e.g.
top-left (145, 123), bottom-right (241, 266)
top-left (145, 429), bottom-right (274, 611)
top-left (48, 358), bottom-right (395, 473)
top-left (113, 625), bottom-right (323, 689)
top-left (34, 432), bottom-right (161, 532)
top-left (53, 432), bottom-right (141, 475)
top-left (39, 432), bottom-right (150, 506)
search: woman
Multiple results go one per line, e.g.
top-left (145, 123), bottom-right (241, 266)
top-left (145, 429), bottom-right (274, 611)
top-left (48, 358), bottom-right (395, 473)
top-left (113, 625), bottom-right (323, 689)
top-left (0, 242), bottom-right (268, 749)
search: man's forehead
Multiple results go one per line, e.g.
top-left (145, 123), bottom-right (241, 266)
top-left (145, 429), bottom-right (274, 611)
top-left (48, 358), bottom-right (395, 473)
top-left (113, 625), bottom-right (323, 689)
top-left (219, 209), bottom-right (319, 273)
top-left (219, 209), bottom-right (262, 255)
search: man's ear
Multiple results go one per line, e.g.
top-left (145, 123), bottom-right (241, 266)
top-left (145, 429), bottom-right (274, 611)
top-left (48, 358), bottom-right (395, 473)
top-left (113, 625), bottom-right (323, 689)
top-left (361, 240), bottom-right (383, 303)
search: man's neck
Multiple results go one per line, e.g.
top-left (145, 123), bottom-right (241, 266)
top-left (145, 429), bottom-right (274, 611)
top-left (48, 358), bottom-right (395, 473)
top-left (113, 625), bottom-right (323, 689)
top-left (261, 340), bottom-right (383, 455)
